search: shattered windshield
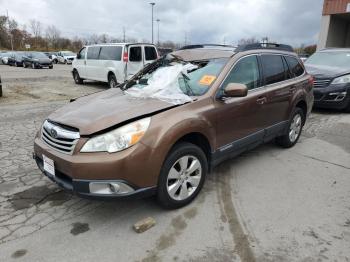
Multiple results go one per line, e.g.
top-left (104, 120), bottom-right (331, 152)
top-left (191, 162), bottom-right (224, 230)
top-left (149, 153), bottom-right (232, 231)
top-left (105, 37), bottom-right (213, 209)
top-left (124, 56), bottom-right (228, 104)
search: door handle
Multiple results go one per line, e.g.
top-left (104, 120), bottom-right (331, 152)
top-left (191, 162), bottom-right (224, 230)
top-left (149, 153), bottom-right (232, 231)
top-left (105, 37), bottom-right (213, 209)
top-left (256, 96), bottom-right (267, 105)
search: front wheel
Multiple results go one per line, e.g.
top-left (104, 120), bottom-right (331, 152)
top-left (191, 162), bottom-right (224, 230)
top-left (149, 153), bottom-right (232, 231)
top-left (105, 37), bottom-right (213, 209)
top-left (73, 70), bottom-right (83, 84)
top-left (276, 108), bottom-right (304, 148)
top-left (157, 142), bottom-right (207, 209)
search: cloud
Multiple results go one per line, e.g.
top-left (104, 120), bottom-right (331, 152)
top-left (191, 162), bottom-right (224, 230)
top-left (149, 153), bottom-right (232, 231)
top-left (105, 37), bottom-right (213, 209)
top-left (0, 0), bottom-right (323, 46)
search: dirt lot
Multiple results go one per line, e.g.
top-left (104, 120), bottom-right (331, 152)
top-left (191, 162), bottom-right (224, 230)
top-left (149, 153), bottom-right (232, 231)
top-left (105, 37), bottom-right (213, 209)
top-left (0, 65), bottom-right (349, 262)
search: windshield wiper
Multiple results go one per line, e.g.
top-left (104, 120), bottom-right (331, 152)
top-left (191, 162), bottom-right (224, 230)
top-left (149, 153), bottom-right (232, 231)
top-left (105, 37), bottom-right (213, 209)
top-left (180, 72), bottom-right (195, 96)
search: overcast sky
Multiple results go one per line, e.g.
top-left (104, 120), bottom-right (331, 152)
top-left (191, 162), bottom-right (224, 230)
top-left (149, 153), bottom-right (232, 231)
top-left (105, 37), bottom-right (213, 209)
top-left (0, 0), bottom-right (323, 46)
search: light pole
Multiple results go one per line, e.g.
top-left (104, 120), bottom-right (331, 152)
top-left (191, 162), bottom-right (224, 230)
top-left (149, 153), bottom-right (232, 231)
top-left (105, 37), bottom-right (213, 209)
top-left (149, 2), bottom-right (155, 44)
top-left (156, 19), bottom-right (160, 46)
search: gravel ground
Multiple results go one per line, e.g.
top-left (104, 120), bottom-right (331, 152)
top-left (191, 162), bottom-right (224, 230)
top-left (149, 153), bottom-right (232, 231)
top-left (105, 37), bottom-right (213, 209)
top-left (0, 65), bottom-right (349, 262)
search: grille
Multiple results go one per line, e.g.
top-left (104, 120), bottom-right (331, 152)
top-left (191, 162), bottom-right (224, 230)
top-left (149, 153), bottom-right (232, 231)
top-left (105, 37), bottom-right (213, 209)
top-left (313, 78), bottom-right (331, 88)
top-left (41, 120), bottom-right (80, 155)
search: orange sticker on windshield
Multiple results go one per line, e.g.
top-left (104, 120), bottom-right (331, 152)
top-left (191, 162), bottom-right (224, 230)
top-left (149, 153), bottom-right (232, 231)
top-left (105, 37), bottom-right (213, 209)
top-left (199, 75), bottom-right (216, 86)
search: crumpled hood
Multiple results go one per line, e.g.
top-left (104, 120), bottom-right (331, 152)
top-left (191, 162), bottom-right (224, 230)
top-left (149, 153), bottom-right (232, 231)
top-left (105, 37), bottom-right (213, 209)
top-left (48, 88), bottom-right (176, 135)
top-left (305, 64), bottom-right (350, 78)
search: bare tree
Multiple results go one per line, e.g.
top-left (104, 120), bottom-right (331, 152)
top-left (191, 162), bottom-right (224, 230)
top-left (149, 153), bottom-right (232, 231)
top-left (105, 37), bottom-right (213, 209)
top-left (46, 25), bottom-right (61, 49)
top-left (29, 19), bottom-right (42, 47)
top-left (237, 37), bottom-right (259, 46)
top-left (29, 19), bottom-right (41, 37)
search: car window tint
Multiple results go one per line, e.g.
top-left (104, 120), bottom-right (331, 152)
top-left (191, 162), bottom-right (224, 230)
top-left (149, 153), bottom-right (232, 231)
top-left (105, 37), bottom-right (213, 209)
top-left (285, 56), bottom-right (304, 77)
top-left (261, 55), bottom-right (286, 85)
top-left (78, 48), bottom-right (86, 59)
top-left (87, 46), bottom-right (101, 60)
top-left (129, 46), bottom-right (142, 62)
top-left (99, 46), bottom-right (122, 61)
top-left (222, 55), bottom-right (260, 90)
top-left (144, 46), bottom-right (157, 60)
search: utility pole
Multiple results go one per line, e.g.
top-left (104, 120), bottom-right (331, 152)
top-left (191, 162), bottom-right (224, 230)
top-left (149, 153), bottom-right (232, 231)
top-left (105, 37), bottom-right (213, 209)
top-left (156, 19), bottom-right (160, 46)
top-left (149, 2), bottom-right (155, 44)
top-left (123, 27), bottom-right (126, 43)
top-left (6, 10), bottom-right (14, 51)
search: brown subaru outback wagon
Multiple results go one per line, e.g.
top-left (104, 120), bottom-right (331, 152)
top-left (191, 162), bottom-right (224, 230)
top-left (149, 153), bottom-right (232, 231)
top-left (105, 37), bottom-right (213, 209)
top-left (34, 43), bottom-right (314, 209)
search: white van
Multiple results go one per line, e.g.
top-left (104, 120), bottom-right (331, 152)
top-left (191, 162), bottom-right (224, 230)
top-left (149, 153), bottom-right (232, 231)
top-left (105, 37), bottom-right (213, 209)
top-left (72, 43), bottom-right (159, 88)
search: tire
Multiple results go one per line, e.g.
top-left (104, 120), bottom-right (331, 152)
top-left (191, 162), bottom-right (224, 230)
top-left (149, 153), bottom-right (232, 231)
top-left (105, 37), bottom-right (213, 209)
top-left (15, 62), bottom-right (18, 67)
top-left (31, 63), bottom-right (36, 69)
top-left (276, 107), bottom-right (305, 148)
top-left (157, 142), bottom-right (207, 209)
top-left (73, 70), bottom-right (83, 84)
top-left (64, 59), bottom-right (67, 64)
top-left (108, 73), bottom-right (118, 88)
top-left (49, 65), bottom-right (53, 69)
top-left (22, 62), bottom-right (26, 68)
top-left (53, 59), bottom-right (57, 64)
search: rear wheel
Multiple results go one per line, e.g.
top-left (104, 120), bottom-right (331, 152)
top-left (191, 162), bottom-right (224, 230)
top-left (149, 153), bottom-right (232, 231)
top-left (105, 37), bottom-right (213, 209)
top-left (276, 107), bottom-right (304, 148)
top-left (157, 142), bottom-right (207, 209)
top-left (73, 70), bottom-right (83, 84)
top-left (108, 73), bottom-right (118, 88)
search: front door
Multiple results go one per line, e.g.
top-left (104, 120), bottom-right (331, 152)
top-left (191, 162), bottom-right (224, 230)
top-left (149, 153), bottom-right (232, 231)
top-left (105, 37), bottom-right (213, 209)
top-left (215, 55), bottom-right (269, 155)
top-left (85, 46), bottom-right (101, 81)
top-left (126, 45), bottom-right (144, 79)
top-left (75, 47), bottom-right (87, 78)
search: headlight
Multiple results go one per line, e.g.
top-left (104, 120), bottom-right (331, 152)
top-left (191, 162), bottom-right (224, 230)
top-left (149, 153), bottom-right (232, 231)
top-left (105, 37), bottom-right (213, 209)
top-left (80, 118), bottom-right (151, 153)
top-left (331, 74), bottom-right (350, 85)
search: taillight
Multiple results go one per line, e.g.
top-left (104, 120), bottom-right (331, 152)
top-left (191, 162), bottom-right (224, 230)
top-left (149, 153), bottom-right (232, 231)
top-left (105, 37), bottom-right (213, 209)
top-left (308, 76), bottom-right (314, 86)
top-left (123, 52), bottom-right (128, 62)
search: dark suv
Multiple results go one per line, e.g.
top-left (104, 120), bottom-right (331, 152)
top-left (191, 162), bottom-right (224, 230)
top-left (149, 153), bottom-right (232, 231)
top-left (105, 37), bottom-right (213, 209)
top-left (304, 48), bottom-right (350, 111)
top-left (34, 43), bottom-right (313, 209)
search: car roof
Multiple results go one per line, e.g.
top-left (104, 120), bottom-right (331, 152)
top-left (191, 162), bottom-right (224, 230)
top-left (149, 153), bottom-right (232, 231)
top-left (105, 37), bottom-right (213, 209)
top-left (319, 48), bottom-right (350, 52)
top-left (171, 48), bottom-right (235, 61)
top-left (170, 43), bottom-right (296, 61)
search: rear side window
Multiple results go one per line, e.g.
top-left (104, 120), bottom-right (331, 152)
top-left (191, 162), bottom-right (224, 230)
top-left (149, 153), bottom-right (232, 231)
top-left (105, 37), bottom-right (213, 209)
top-left (144, 46), bottom-right (157, 60)
top-left (285, 56), bottom-right (304, 77)
top-left (261, 55), bottom-right (286, 85)
top-left (222, 55), bottom-right (260, 90)
top-left (87, 46), bottom-right (101, 60)
top-left (129, 46), bottom-right (142, 62)
top-left (99, 46), bottom-right (122, 61)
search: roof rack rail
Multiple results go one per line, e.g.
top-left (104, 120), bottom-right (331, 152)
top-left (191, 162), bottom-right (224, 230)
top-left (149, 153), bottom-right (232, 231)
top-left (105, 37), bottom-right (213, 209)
top-left (235, 43), bottom-right (294, 52)
top-left (179, 44), bottom-right (236, 50)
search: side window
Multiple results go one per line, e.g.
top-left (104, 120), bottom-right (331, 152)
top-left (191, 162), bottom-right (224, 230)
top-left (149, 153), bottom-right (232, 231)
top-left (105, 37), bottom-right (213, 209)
top-left (77, 47), bottom-right (86, 59)
top-left (285, 56), bottom-right (304, 77)
top-left (144, 46), bottom-right (157, 60)
top-left (87, 46), bottom-right (101, 60)
top-left (261, 55), bottom-right (286, 85)
top-left (222, 55), bottom-right (260, 90)
top-left (129, 46), bottom-right (142, 62)
top-left (99, 46), bottom-right (122, 61)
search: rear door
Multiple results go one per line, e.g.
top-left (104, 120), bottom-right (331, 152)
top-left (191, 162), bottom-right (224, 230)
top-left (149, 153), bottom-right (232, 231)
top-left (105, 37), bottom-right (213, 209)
top-left (126, 45), bottom-right (143, 79)
top-left (259, 54), bottom-right (296, 140)
top-left (144, 45), bottom-right (158, 65)
top-left (85, 46), bottom-right (101, 81)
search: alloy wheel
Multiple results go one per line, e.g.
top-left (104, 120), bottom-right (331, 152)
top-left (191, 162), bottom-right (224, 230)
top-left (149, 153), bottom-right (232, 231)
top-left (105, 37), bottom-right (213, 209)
top-left (166, 155), bottom-right (202, 201)
top-left (289, 113), bottom-right (302, 143)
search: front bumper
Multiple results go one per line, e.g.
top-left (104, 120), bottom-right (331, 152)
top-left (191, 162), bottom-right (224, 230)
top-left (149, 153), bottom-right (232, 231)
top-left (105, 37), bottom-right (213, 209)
top-left (313, 84), bottom-right (350, 110)
top-left (34, 154), bottom-right (156, 199)
top-left (33, 135), bottom-right (161, 199)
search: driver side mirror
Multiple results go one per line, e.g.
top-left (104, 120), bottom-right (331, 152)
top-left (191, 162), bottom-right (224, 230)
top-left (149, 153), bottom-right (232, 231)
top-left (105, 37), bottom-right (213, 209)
top-left (76, 53), bottom-right (81, 59)
top-left (223, 83), bottom-right (248, 98)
